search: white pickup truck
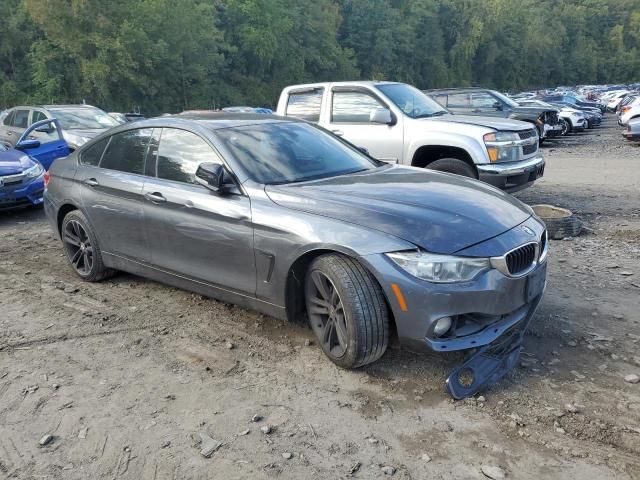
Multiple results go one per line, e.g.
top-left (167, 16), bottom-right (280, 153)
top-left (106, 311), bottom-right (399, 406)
top-left (276, 81), bottom-right (545, 192)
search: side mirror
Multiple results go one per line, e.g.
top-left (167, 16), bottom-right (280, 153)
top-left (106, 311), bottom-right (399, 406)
top-left (15, 139), bottom-right (41, 150)
top-left (195, 163), bottom-right (227, 193)
top-left (369, 108), bottom-right (393, 125)
top-left (356, 146), bottom-right (370, 155)
top-left (493, 101), bottom-right (504, 111)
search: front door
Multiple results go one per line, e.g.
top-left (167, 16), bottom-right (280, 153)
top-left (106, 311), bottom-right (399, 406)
top-left (76, 128), bottom-right (153, 262)
top-left (323, 88), bottom-right (404, 164)
top-left (142, 127), bottom-right (256, 296)
top-left (16, 119), bottom-right (70, 170)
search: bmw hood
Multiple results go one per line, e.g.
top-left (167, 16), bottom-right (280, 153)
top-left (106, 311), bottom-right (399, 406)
top-left (0, 148), bottom-right (35, 176)
top-left (433, 114), bottom-right (533, 131)
top-left (266, 166), bottom-right (532, 254)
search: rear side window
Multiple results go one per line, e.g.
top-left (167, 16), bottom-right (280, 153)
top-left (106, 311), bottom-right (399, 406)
top-left (80, 137), bottom-right (109, 166)
top-left (285, 89), bottom-right (324, 122)
top-left (3, 111), bottom-right (15, 126)
top-left (12, 110), bottom-right (29, 128)
top-left (99, 129), bottom-right (153, 175)
top-left (156, 128), bottom-right (222, 184)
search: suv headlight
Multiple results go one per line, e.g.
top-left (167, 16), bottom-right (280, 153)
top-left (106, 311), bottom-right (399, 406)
top-left (24, 163), bottom-right (44, 179)
top-left (483, 131), bottom-right (525, 163)
top-left (386, 250), bottom-right (491, 283)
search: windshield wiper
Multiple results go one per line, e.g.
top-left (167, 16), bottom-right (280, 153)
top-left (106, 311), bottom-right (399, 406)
top-left (414, 110), bottom-right (448, 118)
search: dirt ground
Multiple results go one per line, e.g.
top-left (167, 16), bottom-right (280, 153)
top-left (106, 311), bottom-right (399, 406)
top-left (1, 117), bottom-right (639, 479)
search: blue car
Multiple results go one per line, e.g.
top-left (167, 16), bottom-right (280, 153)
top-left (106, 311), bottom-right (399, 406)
top-left (0, 119), bottom-right (70, 210)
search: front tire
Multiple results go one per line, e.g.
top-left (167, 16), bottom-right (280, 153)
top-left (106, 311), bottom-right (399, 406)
top-left (305, 254), bottom-right (389, 369)
top-left (61, 210), bottom-right (115, 282)
top-left (427, 158), bottom-right (476, 178)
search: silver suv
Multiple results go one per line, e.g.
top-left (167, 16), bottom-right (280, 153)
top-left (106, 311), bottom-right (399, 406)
top-left (277, 81), bottom-right (545, 192)
top-left (0, 104), bottom-right (120, 150)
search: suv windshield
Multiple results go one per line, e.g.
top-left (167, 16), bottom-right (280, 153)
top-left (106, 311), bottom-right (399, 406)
top-left (48, 107), bottom-right (120, 130)
top-left (376, 83), bottom-right (448, 118)
top-left (216, 122), bottom-right (379, 185)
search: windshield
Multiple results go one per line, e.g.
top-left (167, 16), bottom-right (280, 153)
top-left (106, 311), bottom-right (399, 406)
top-left (376, 83), bottom-right (448, 118)
top-left (216, 122), bottom-right (379, 185)
top-left (48, 107), bottom-right (120, 130)
top-left (492, 90), bottom-right (519, 108)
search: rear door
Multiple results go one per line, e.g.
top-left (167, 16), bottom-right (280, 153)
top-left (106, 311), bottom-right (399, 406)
top-left (16, 119), bottom-right (70, 170)
top-left (76, 128), bottom-right (153, 262)
top-left (142, 127), bottom-right (256, 295)
top-left (323, 87), bottom-right (403, 163)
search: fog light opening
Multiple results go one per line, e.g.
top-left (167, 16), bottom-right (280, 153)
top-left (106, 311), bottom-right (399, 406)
top-left (433, 316), bottom-right (453, 337)
top-left (458, 368), bottom-right (475, 388)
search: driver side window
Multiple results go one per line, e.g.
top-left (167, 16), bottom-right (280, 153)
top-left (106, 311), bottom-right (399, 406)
top-left (155, 128), bottom-right (223, 185)
top-left (331, 91), bottom-right (384, 123)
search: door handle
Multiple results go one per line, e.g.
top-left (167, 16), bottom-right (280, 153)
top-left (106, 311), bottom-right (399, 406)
top-left (6, 132), bottom-right (12, 136)
top-left (144, 192), bottom-right (167, 203)
top-left (84, 178), bottom-right (99, 187)
top-left (331, 129), bottom-right (344, 136)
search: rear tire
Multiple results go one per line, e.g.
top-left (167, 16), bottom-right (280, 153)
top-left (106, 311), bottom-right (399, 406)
top-left (61, 210), bottom-right (115, 282)
top-left (305, 254), bottom-right (389, 369)
top-left (427, 158), bottom-right (476, 179)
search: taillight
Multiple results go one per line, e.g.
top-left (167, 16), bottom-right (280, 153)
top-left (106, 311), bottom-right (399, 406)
top-left (44, 170), bottom-right (50, 187)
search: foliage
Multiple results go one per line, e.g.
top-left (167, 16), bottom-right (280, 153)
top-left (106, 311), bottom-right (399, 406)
top-left (1, 0), bottom-right (639, 113)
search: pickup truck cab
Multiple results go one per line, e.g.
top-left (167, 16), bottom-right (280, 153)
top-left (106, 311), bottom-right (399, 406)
top-left (276, 81), bottom-right (545, 192)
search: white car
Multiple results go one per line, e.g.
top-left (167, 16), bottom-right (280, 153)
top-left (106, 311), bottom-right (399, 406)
top-left (619, 97), bottom-right (640, 126)
top-left (606, 91), bottom-right (631, 111)
top-left (518, 100), bottom-right (586, 134)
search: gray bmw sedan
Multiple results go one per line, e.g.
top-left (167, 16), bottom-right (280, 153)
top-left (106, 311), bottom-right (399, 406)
top-left (44, 113), bottom-right (547, 399)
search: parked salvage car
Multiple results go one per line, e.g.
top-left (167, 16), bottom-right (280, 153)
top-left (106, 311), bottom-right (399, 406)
top-left (619, 98), bottom-right (640, 126)
top-left (623, 117), bottom-right (640, 142)
top-left (0, 105), bottom-right (120, 150)
top-left (518, 100), bottom-right (586, 134)
top-left (44, 113), bottom-right (548, 399)
top-left (277, 82), bottom-right (544, 192)
top-left (0, 119), bottom-right (70, 209)
top-left (425, 87), bottom-right (563, 142)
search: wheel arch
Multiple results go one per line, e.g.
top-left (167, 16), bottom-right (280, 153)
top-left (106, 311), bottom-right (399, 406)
top-left (410, 145), bottom-right (476, 174)
top-left (284, 248), bottom-right (397, 338)
top-left (56, 203), bottom-right (81, 236)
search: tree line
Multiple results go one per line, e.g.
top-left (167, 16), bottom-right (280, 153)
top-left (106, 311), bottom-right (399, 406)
top-left (1, 0), bottom-right (639, 114)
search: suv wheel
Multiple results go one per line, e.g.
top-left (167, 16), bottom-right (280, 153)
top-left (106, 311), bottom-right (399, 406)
top-left (305, 254), bottom-right (389, 369)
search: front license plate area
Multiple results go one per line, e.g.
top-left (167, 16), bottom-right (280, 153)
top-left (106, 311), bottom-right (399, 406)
top-left (525, 263), bottom-right (546, 303)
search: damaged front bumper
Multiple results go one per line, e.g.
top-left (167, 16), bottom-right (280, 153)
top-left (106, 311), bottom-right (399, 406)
top-left (445, 292), bottom-right (543, 399)
top-left (361, 216), bottom-right (548, 399)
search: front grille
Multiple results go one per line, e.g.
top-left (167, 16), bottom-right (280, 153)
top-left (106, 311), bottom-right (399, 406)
top-left (518, 129), bottom-right (537, 140)
top-left (505, 243), bottom-right (537, 275)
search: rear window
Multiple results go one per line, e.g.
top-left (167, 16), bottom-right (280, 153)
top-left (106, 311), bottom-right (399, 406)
top-left (285, 89), bottom-right (324, 122)
top-left (80, 137), bottom-right (109, 166)
top-left (99, 129), bottom-right (153, 175)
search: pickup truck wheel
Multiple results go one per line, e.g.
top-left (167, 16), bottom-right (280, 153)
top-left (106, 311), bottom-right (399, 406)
top-left (305, 254), bottom-right (389, 369)
top-left (427, 158), bottom-right (476, 178)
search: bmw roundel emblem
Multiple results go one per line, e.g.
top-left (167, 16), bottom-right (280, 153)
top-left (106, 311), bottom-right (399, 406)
top-left (521, 225), bottom-right (535, 236)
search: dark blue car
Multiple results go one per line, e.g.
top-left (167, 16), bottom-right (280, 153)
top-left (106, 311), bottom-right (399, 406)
top-left (0, 119), bottom-right (70, 210)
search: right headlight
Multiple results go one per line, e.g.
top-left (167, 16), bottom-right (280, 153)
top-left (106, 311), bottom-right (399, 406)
top-left (24, 163), bottom-right (44, 179)
top-left (483, 132), bottom-right (525, 163)
top-left (386, 250), bottom-right (491, 284)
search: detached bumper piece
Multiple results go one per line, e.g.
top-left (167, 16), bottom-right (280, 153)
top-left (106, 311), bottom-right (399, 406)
top-left (445, 295), bottom-right (542, 400)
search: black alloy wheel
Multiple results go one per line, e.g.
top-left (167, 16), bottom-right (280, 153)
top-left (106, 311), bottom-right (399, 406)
top-left (63, 219), bottom-right (94, 276)
top-left (307, 270), bottom-right (348, 359)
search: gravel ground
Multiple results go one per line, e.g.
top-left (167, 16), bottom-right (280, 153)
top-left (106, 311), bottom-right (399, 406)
top-left (0, 117), bottom-right (639, 479)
